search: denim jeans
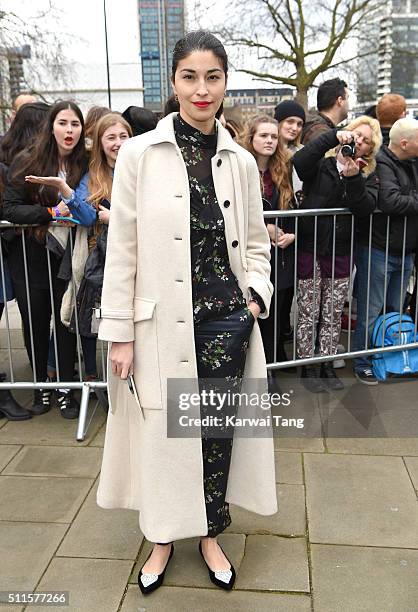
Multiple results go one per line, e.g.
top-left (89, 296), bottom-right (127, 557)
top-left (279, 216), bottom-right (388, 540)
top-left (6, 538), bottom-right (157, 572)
top-left (353, 246), bottom-right (414, 372)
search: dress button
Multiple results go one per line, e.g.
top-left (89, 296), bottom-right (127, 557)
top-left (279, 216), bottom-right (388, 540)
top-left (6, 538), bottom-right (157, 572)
top-left (223, 200), bottom-right (230, 208)
top-left (232, 240), bottom-right (239, 248)
top-left (217, 159), bottom-right (222, 167)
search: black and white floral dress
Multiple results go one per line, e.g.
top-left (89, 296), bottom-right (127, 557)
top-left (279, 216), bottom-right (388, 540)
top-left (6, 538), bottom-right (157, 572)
top-left (175, 114), bottom-right (255, 536)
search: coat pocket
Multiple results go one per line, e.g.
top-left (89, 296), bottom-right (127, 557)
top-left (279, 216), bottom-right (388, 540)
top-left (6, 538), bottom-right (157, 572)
top-left (133, 297), bottom-right (163, 410)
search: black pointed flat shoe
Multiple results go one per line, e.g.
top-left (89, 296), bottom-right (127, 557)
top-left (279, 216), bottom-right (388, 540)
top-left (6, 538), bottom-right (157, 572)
top-left (199, 540), bottom-right (236, 591)
top-left (138, 543), bottom-right (174, 595)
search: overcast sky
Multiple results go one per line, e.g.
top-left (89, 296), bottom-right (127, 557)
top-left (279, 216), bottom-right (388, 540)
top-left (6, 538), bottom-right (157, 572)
top-left (1, 0), bottom-right (278, 90)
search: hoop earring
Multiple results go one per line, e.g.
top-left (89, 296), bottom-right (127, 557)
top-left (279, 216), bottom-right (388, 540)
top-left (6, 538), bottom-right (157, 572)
top-left (175, 94), bottom-right (178, 101)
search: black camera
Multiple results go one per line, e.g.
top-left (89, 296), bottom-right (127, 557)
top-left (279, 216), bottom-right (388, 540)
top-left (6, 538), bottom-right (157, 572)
top-left (340, 142), bottom-right (356, 158)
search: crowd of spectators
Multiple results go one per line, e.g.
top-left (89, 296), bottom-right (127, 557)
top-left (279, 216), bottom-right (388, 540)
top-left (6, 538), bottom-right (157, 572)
top-left (0, 79), bottom-right (417, 420)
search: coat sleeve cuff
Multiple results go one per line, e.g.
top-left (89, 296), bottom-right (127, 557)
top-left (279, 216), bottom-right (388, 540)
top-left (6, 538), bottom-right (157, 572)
top-left (247, 273), bottom-right (273, 319)
top-left (98, 318), bottom-right (134, 342)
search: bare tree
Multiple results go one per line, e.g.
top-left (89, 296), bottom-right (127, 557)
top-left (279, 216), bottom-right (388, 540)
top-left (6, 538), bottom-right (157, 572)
top-left (193, 0), bottom-right (385, 109)
top-left (0, 1), bottom-right (71, 124)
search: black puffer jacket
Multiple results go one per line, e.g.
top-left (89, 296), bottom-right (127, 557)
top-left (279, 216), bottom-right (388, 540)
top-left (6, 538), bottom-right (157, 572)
top-left (292, 129), bottom-right (379, 256)
top-left (361, 145), bottom-right (418, 255)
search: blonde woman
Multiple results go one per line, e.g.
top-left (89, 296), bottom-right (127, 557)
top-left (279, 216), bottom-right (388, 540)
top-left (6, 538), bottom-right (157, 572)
top-left (64, 113), bottom-right (132, 379)
top-left (240, 105), bottom-right (305, 378)
top-left (292, 116), bottom-right (382, 392)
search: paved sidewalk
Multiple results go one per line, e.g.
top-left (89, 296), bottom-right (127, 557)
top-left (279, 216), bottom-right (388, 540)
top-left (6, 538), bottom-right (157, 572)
top-left (0, 306), bottom-right (417, 611)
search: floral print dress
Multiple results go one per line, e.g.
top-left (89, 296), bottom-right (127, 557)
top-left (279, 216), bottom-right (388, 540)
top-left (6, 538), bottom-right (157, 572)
top-left (175, 114), bottom-right (254, 536)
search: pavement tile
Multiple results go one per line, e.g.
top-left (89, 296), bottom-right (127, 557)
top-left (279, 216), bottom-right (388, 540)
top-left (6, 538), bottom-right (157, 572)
top-left (121, 585), bottom-right (312, 612)
top-left (305, 454), bottom-right (418, 547)
top-left (3, 445), bottom-right (102, 478)
top-left (275, 452), bottom-right (304, 484)
top-left (0, 404), bottom-right (105, 446)
top-left (58, 481), bottom-right (143, 560)
top-left (404, 456), bottom-right (418, 490)
top-left (34, 557), bottom-right (132, 612)
top-left (0, 521), bottom-right (67, 591)
top-left (275, 437), bottom-right (325, 452)
top-left (226, 485), bottom-right (306, 536)
top-left (0, 476), bottom-right (93, 523)
top-left (326, 438), bottom-right (418, 456)
top-left (88, 423), bottom-right (106, 447)
top-left (0, 328), bottom-right (25, 348)
top-left (235, 535), bottom-right (310, 592)
top-left (311, 544), bottom-right (418, 612)
top-left (0, 445), bottom-right (20, 471)
top-left (131, 534), bottom-right (245, 588)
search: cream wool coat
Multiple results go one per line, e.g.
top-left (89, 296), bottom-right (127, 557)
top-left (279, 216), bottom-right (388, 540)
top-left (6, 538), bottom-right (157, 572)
top-left (96, 113), bottom-right (278, 542)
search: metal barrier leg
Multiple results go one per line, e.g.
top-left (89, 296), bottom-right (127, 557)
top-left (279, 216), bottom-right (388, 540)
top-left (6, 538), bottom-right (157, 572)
top-left (76, 383), bottom-right (91, 442)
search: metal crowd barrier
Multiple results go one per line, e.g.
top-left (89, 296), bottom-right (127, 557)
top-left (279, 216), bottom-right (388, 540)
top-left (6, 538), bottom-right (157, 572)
top-left (0, 221), bottom-right (107, 442)
top-left (264, 207), bottom-right (418, 370)
top-left (0, 211), bottom-right (417, 441)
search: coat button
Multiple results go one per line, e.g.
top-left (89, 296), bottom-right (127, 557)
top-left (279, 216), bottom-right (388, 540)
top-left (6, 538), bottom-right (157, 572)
top-left (223, 200), bottom-right (230, 208)
top-left (232, 240), bottom-right (239, 248)
top-left (217, 159), bottom-right (222, 167)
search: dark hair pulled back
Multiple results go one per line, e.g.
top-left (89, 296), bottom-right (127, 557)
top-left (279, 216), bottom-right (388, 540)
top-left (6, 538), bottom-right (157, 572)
top-left (171, 30), bottom-right (228, 80)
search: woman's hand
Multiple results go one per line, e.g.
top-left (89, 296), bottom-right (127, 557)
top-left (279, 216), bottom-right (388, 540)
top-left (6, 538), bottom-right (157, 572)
top-left (341, 156), bottom-right (360, 177)
top-left (277, 232), bottom-right (295, 249)
top-left (336, 130), bottom-right (354, 145)
top-left (55, 201), bottom-right (71, 216)
top-left (25, 175), bottom-right (73, 199)
top-left (248, 301), bottom-right (261, 319)
top-left (266, 223), bottom-right (283, 246)
top-left (98, 205), bottom-right (111, 224)
top-left (109, 341), bottom-right (134, 379)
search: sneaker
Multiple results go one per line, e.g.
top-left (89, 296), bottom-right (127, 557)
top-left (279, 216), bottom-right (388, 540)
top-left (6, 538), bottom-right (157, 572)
top-left (56, 391), bottom-right (80, 419)
top-left (32, 389), bottom-right (52, 415)
top-left (354, 368), bottom-right (378, 385)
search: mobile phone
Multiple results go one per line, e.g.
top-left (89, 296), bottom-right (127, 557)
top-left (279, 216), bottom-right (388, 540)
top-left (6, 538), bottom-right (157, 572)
top-left (127, 374), bottom-right (144, 418)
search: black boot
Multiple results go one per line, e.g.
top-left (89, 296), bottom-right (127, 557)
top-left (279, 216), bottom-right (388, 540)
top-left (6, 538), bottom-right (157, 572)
top-left (267, 370), bottom-right (281, 393)
top-left (0, 389), bottom-right (32, 421)
top-left (300, 365), bottom-right (327, 393)
top-left (321, 362), bottom-right (344, 390)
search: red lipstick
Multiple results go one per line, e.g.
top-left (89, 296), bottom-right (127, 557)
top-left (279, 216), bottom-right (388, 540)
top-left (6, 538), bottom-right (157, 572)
top-left (193, 101), bottom-right (211, 108)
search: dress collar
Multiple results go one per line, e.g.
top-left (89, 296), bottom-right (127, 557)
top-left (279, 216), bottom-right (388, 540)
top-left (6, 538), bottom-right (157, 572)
top-left (174, 114), bottom-right (217, 149)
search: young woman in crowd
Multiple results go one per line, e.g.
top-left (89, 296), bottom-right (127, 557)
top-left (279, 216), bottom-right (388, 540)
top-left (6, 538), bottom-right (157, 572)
top-left (96, 31), bottom-right (276, 595)
top-left (292, 116), bottom-right (382, 392)
top-left (274, 100), bottom-right (305, 347)
top-left (3, 101), bottom-right (88, 418)
top-left (240, 101), bottom-right (305, 385)
top-left (84, 105), bottom-right (111, 150)
top-left (0, 102), bottom-right (50, 420)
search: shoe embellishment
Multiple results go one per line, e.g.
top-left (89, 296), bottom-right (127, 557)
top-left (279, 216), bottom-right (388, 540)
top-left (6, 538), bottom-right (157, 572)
top-left (140, 573), bottom-right (159, 588)
top-left (214, 569), bottom-right (232, 584)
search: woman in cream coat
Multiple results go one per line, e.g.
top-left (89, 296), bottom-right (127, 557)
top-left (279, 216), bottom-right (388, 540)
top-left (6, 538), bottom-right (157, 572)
top-left (97, 31), bottom-right (277, 594)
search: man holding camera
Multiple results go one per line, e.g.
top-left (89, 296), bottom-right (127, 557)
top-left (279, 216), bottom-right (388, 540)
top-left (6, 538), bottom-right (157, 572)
top-left (293, 122), bottom-right (380, 391)
top-left (353, 118), bottom-right (418, 383)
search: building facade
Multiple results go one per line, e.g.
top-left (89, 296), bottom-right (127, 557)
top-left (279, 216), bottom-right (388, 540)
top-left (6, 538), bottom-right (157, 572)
top-left (138, 0), bottom-right (185, 112)
top-left (357, 0), bottom-right (418, 114)
top-left (224, 87), bottom-right (295, 121)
